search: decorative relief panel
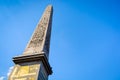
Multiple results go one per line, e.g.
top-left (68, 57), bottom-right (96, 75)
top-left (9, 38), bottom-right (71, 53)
top-left (13, 76), bottom-right (35, 80)
top-left (9, 64), bottom-right (40, 80)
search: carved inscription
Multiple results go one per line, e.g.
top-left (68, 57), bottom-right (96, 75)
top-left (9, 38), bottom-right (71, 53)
top-left (24, 5), bottom-right (52, 56)
top-left (13, 76), bottom-right (35, 80)
top-left (10, 64), bottom-right (40, 80)
top-left (28, 25), bottom-right (45, 48)
top-left (29, 65), bottom-right (39, 73)
top-left (28, 16), bottom-right (49, 48)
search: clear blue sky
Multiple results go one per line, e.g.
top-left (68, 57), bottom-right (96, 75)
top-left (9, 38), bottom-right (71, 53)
top-left (0, 0), bottom-right (120, 80)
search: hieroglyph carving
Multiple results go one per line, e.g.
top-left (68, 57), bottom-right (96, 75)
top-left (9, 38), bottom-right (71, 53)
top-left (23, 5), bottom-right (52, 56)
top-left (28, 17), bottom-right (49, 48)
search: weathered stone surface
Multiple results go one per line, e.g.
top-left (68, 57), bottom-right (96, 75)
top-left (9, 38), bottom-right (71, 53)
top-left (24, 5), bottom-right (53, 59)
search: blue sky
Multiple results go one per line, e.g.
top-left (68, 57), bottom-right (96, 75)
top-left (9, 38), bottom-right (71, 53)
top-left (0, 0), bottom-right (120, 80)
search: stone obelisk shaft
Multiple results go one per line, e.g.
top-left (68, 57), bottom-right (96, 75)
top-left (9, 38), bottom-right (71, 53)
top-left (24, 5), bottom-right (53, 59)
top-left (8, 5), bottom-right (53, 80)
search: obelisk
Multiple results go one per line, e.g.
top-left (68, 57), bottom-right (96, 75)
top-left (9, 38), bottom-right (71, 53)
top-left (8, 5), bottom-right (53, 80)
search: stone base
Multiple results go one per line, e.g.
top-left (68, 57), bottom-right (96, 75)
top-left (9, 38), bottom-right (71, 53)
top-left (13, 53), bottom-right (52, 75)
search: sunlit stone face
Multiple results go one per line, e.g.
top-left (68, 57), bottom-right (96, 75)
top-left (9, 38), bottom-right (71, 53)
top-left (13, 77), bottom-right (35, 80)
top-left (9, 63), bottom-right (40, 80)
